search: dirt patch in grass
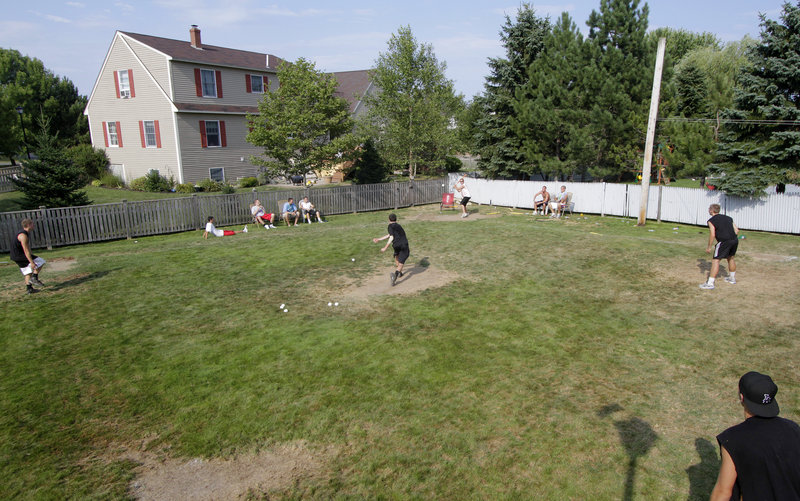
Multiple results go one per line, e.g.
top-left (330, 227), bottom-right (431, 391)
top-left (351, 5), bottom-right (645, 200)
top-left (740, 251), bottom-right (798, 262)
top-left (414, 211), bottom-right (501, 222)
top-left (47, 257), bottom-right (77, 272)
top-left (100, 440), bottom-right (331, 500)
top-left (340, 263), bottom-right (454, 301)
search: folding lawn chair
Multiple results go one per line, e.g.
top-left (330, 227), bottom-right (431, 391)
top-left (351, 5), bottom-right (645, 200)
top-left (440, 193), bottom-right (456, 212)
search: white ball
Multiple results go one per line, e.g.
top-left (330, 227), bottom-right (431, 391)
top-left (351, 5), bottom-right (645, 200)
top-left (279, 303), bottom-right (285, 309)
top-left (283, 308), bottom-right (288, 312)
top-left (334, 302), bottom-right (339, 306)
top-left (328, 302), bottom-right (332, 306)
top-left (351, 258), bottom-right (355, 261)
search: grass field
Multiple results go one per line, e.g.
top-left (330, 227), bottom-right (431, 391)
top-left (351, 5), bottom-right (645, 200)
top-left (1, 206), bottom-right (798, 499)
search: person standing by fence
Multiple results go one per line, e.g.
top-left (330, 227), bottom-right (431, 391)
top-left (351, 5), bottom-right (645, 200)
top-left (700, 204), bottom-right (739, 290)
top-left (10, 219), bottom-right (46, 295)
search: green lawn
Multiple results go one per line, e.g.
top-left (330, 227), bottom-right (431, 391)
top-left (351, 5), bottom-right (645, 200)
top-left (1, 207), bottom-right (798, 499)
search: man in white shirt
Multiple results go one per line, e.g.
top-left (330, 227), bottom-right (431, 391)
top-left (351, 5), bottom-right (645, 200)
top-left (203, 216), bottom-right (247, 238)
top-left (299, 197), bottom-right (324, 223)
top-left (454, 177), bottom-right (471, 218)
top-left (250, 200), bottom-right (276, 229)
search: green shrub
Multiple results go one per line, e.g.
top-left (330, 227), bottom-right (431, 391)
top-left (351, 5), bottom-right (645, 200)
top-left (256, 171), bottom-right (271, 185)
top-left (175, 183), bottom-right (196, 193)
top-left (239, 177), bottom-right (259, 188)
top-left (66, 144), bottom-right (109, 179)
top-left (129, 176), bottom-right (147, 191)
top-left (221, 183), bottom-right (235, 194)
top-left (142, 169), bottom-right (173, 192)
top-left (99, 173), bottom-right (124, 188)
top-left (445, 156), bottom-right (463, 173)
top-left (90, 179), bottom-right (102, 187)
top-left (197, 178), bottom-right (221, 192)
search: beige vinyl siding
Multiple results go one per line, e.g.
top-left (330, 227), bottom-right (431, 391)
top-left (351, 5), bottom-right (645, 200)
top-left (171, 61), bottom-right (277, 106)
top-left (86, 35), bottom-right (178, 183)
top-left (124, 36), bottom-right (172, 99)
top-left (176, 113), bottom-right (263, 184)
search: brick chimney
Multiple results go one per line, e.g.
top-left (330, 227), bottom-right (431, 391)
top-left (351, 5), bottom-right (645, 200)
top-left (190, 25), bottom-right (202, 49)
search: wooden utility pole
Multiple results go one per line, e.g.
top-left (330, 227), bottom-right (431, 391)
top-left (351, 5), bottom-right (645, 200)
top-left (638, 37), bottom-right (666, 226)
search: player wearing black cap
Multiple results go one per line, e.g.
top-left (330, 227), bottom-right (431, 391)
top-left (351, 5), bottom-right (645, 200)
top-left (711, 371), bottom-right (800, 500)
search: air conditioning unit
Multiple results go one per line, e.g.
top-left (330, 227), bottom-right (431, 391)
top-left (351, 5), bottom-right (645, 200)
top-left (120, 90), bottom-right (131, 99)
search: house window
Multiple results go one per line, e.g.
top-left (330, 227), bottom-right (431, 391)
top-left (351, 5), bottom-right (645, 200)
top-left (209, 168), bottom-right (224, 182)
top-left (205, 121), bottom-right (220, 147)
top-left (107, 122), bottom-right (120, 146)
top-left (201, 69), bottom-right (217, 97)
top-left (118, 70), bottom-right (131, 98)
top-left (250, 75), bottom-right (263, 93)
top-left (143, 121), bottom-right (158, 147)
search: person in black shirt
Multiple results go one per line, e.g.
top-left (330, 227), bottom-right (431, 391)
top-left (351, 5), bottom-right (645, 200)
top-left (372, 213), bottom-right (409, 286)
top-left (700, 204), bottom-right (739, 290)
top-left (9, 219), bottom-right (47, 295)
top-left (711, 371), bottom-right (800, 500)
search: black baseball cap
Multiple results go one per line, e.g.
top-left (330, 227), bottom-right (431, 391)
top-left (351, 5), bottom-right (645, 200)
top-left (739, 371), bottom-right (779, 418)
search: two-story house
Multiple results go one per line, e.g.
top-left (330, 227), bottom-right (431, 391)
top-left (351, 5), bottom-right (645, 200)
top-left (85, 26), bottom-right (372, 185)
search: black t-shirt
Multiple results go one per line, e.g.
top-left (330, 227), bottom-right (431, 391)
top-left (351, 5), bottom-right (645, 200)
top-left (388, 222), bottom-right (408, 248)
top-left (717, 416), bottom-right (800, 500)
top-left (9, 229), bottom-right (29, 264)
top-left (709, 214), bottom-right (737, 242)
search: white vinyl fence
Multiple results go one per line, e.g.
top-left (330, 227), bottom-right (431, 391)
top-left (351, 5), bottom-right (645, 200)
top-left (447, 174), bottom-right (800, 234)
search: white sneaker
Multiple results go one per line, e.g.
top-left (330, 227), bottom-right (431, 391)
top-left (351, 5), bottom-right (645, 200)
top-left (270, 224), bottom-right (276, 228)
top-left (264, 224), bottom-right (270, 229)
top-left (724, 277), bottom-right (736, 284)
top-left (699, 282), bottom-right (714, 290)
top-left (243, 225), bottom-right (248, 233)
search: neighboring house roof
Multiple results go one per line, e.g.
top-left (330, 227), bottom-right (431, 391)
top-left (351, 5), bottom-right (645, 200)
top-left (332, 70), bottom-right (373, 114)
top-left (120, 31), bottom-right (285, 71)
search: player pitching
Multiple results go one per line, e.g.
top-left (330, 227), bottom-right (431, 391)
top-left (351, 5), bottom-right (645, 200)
top-left (373, 213), bottom-right (409, 286)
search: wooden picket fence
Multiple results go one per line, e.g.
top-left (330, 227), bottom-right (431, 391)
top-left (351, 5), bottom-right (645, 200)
top-left (0, 179), bottom-right (446, 252)
top-left (0, 167), bottom-right (22, 193)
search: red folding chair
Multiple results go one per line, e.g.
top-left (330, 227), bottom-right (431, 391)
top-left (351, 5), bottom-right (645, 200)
top-left (440, 193), bottom-right (456, 212)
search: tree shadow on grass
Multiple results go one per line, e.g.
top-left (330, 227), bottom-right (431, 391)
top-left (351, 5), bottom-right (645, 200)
top-left (49, 269), bottom-right (116, 291)
top-left (597, 404), bottom-right (659, 501)
top-left (685, 438), bottom-right (720, 500)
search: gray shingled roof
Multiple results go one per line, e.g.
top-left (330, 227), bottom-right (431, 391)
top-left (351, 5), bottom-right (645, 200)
top-left (332, 70), bottom-right (372, 113)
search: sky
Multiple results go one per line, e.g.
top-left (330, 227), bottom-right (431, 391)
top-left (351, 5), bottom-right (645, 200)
top-left (0, 1), bottom-right (786, 100)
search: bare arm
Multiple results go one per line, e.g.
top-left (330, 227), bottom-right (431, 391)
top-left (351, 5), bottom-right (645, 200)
top-left (203, 230), bottom-right (208, 239)
top-left (733, 222), bottom-right (739, 236)
top-left (710, 446), bottom-right (737, 501)
top-left (706, 221), bottom-right (716, 253)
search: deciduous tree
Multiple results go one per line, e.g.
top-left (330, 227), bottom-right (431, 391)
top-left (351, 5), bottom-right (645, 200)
top-left (247, 58), bottom-right (357, 180)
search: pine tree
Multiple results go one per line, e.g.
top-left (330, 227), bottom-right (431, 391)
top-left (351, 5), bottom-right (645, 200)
top-left (512, 12), bottom-right (592, 180)
top-left (711, 3), bottom-right (800, 196)
top-left (584, 0), bottom-right (651, 180)
top-left (473, 4), bottom-right (550, 179)
top-left (13, 118), bottom-right (90, 208)
top-left (347, 139), bottom-right (389, 184)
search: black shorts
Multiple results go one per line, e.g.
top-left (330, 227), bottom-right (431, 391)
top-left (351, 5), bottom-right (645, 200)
top-left (713, 239), bottom-right (738, 259)
top-left (461, 196), bottom-right (471, 206)
top-left (393, 245), bottom-right (410, 264)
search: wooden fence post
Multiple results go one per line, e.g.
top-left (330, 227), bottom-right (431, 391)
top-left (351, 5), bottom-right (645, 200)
top-left (192, 194), bottom-right (201, 229)
top-left (39, 206), bottom-right (53, 250)
top-left (351, 185), bottom-right (357, 214)
top-left (122, 199), bottom-right (131, 239)
top-left (393, 182), bottom-right (398, 210)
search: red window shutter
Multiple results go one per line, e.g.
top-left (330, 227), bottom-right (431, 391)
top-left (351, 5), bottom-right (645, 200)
top-left (113, 72), bottom-right (120, 98)
top-left (154, 120), bottom-right (162, 148)
top-left (215, 70), bottom-right (223, 98)
top-left (128, 69), bottom-right (135, 98)
top-left (263, 76), bottom-right (269, 91)
top-left (220, 121), bottom-right (227, 147)
top-left (139, 121), bottom-right (146, 148)
top-left (245, 74), bottom-right (251, 93)
top-left (116, 121), bottom-right (123, 148)
top-left (102, 121), bottom-right (109, 147)
top-left (199, 120), bottom-right (207, 148)
top-left (194, 68), bottom-right (202, 97)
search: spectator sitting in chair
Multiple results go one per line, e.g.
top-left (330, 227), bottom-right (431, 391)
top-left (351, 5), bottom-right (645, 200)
top-left (299, 197), bottom-right (324, 223)
top-left (282, 198), bottom-right (301, 226)
top-left (533, 186), bottom-right (550, 214)
top-left (250, 200), bottom-right (276, 229)
top-left (551, 185), bottom-right (568, 218)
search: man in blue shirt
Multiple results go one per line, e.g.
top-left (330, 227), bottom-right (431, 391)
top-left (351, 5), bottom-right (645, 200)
top-left (282, 197), bottom-right (300, 226)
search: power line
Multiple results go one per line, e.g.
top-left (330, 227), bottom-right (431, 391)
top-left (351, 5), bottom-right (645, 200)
top-left (658, 117), bottom-right (800, 125)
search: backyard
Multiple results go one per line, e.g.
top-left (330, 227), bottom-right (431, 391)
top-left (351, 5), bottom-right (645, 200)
top-left (1, 205), bottom-right (798, 499)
